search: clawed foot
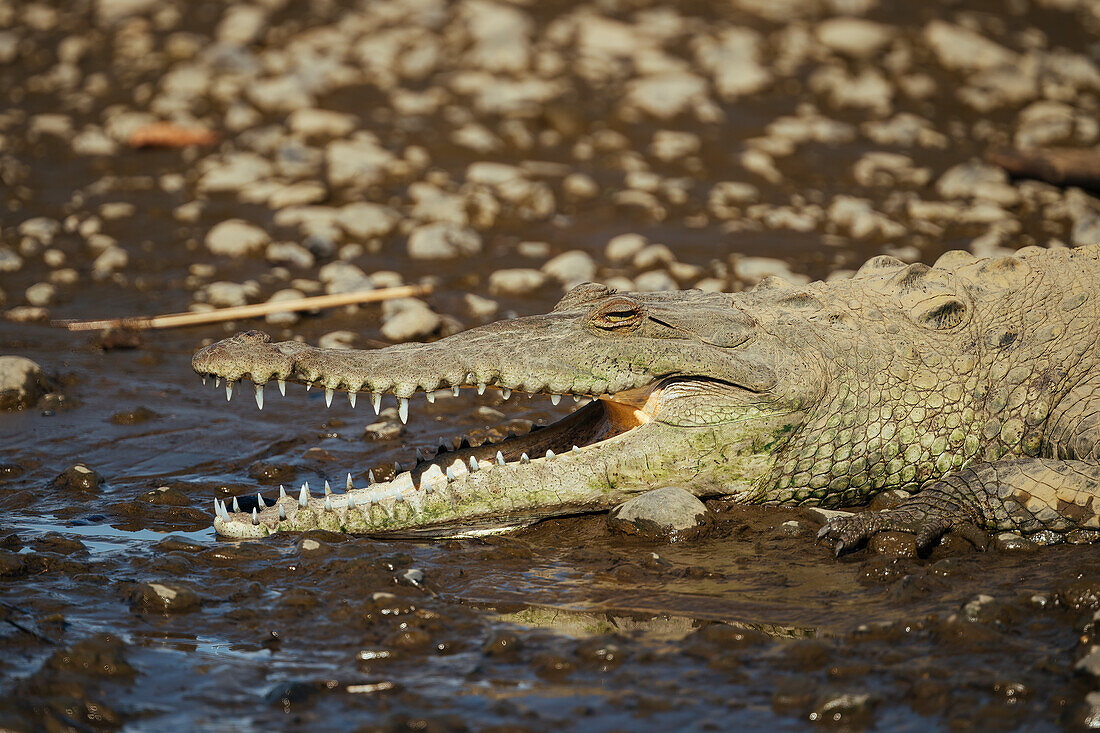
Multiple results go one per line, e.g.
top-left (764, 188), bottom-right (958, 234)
top-left (817, 508), bottom-right (988, 556)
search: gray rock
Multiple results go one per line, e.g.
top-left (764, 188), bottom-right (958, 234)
top-left (608, 486), bottom-right (714, 537)
top-left (488, 268), bottom-right (548, 296)
top-left (51, 464), bottom-right (103, 492)
top-left (381, 302), bottom-right (441, 342)
top-left (197, 152), bottom-right (274, 193)
top-left (936, 161), bottom-right (1020, 206)
top-left (0, 247), bottom-right (23, 273)
top-left (205, 219), bottom-right (271, 257)
top-left (265, 242), bottom-right (315, 269)
top-left (542, 250), bottom-right (596, 287)
top-left (25, 283), bottom-right (56, 307)
top-left (624, 72), bottom-right (710, 119)
top-left (694, 28), bottom-right (771, 100)
top-left (464, 293), bottom-right (499, 318)
top-left (0, 356), bottom-right (48, 410)
top-left (923, 20), bottom-right (1017, 72)
top-left (264, 289), bottom-right (305, 326)
top-left (407, 222), bottom-right (482, 259)
top-left (318, 261), bottom-right (373, 295)
top-left (633, 270), bottom-right (678, 292)
top-left (605, 233), bottom-right (647, 263)
top-left (326, 135), bottom-right (395, 188)
top-left (92, 246), bottom-right (129, 276)
top-left (204, 281), bottom-right (257, 308)
top-left (130, 582), bottom-right (201, 614)
top-left (815, 18), bottom-right (894, 58)
top-left (337, 202), bottom-right (398, 240)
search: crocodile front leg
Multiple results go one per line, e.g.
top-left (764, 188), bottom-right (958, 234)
top-left (818, 458), bottom-right (1100, 554)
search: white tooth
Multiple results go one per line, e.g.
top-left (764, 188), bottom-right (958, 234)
top-left (551, 394), bottom-right (561, 405)
top-left (398, 398), bottom-right (409, 424)
top-left (305, 383), bottom-right (312, 392)
top-left (372, 392), bottom-right (381, 415)
top-left (298, 484), bottom-right (309, 508)
top-left (215, 377), bottom-right (221, 388)
top-left (324, 480), bottom-right (332, 495)
top-left (232, 497), bottom-right (240, 513)
top-left (416, 448), bottom-right (425, 461)
top-left (347, 494), bottom-right (356, 509)
top-left (278, 379), bottom-right (286, 396)
top-left (252, 508), bottom-right (258, 525)
top-left (477, 383), bottom-right (486, 395)
top-left (469, 457), bottom-right (479, 472)
top-left (446, 467), bottom-right (455, 482)
top-left (546, 449), bottom-right (555, 459)
top-left (279, 485), bottom-right (287, 499)
top-left (257, 493), bottom-right (265, 508)
top-left (325, 388), bottom-right (334, 407)
top-left (368, 469), bottom-right (376, 484)
top-left (226, 382), bottom-right (234, 401)
top-left (573, 445), bottom-right (581, 452)
top-left (212, 498), bottom-right (220, 517)
top-left (394, 462), bottom-right (401, 475)
top-left (496, 450), bottom-right (505, 465)
top-left (255, 384), bottom-right (264, 410)
top-left (279, 504), bottom-right (286, 520)
top-left (346, 473), bottom-right (354, 491)
top-left (573, 395), bottom-right (581, 402)
top-left (452, 386), bottom-right (460, 397)
top-left (502, 388), bottom-right (511, 400)
top-left (325, 495), bottom-right (332, 511)
top-left (349, 391), bottom-right (357, 408)
top-left (520, 453), bottom-right (529, 463)
top-left (202, 376), bottom-right (207, 386)
top-left (426, 391), bottom-right (435, 404)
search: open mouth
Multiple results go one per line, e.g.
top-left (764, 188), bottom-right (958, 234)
top-left (199, 364), bottom-right (668, 535)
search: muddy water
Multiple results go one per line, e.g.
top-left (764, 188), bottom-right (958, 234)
top-left (4, 0), bottom-right (1100, 729)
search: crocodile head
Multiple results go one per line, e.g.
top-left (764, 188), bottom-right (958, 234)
top-left (192, 283), bottom-right (813, 538)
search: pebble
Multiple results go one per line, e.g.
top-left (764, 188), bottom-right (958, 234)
top-left (287, 109), bottom-right (357, 139)
top-left (607, 486), bottom-right (714, 537)
top-left (488, 268), bottom-right (548, 296)
top-left (464, 293), bottom-right (499, 318)
top-left (204, 281), bottom-right (258, 308)
top-left (407, 222), bottom-right (482, 259)
top-left (923, 20), bottom-right (1017, 72)
top-left (633, 270), bottom-right (678, 291)
top-left (0, 247), bottom-right (23, 272)
top-left (129, 582), bottom-right (201, 614)
top-left (380, 302), bottom-right (441, 342)
top-left (0, 356), bottom-right (48, 410)
top-left (265, 242), bottom-right (315, 269)
top-left (264, 290), bottom-right (305, 326)
top-left (51, 464), bottom-right (103, 492)
top-left (24, 282), bottom-right (56, 307)
top-left (205, 219), bottom-right (271, 257)
top-left (815, 18), bottom-right (894, 58)
top-left (337, 202), bottom-right (399, 240)
top-left (542, 250), bottom-right (597, 287)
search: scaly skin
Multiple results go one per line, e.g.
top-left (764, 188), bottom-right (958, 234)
top-left (194, 245), bottom-right (1100, 549)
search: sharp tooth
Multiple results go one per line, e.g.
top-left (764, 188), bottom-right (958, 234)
top-left (279, 485), bottom-right (287, 499)
top-left (299, 483), bottom-right (309, 508)
top-left (446, 466), bottom-right (455, 482)
top-left (573, 445), bottom-right (581, 452)
top-left (459, 437), bottom-right (471, 449)
top-left (347, 494), bottom-right (356, 509)
top-left (426, 390), bottom-right (435, 404)
top-left (346, 473), bottom-right (354, 491)
top-left (372, 392), bottom-right (382, 415)
top-left (202, 376), bottom-right (207, 386)
top-left (279, 504), bottom-right (286, 520)
top-left (215, 377), bottom-right (221, 388)
top-left (225, 382), bottom-right (234, 401)
top-left (278, 379), bottom-right (286, 396)
top-left (452, 386), bottom-right (460, 397)
top-left (305, 382), bottom-right (312, 392)
top-left (324, 480), bottom-right (332, 495)
top-left (469, 457), bottom-right (479, 472)
top-left (398, 398), bottom-right (409, 424)
top-left (349, 391), bottom-right (357, 408)
top-left (502, 388), bottom-right (511, 400)
top-left (368, 469), bottom-right (376, 484)
top-left (573, 395), bottom-right (581, 402)
top-left (252, 508), bottom-right (258, 525)
top-left (415, 447), bottom-right (425, 461)
top-left (257, 493), bottom-right (265, 509)
top-left (477, 383), bottom-right (486, 395)
top-left (394, 461), bottom-right (401, 475)
top-left (496, 450), bottom-right (505, 465)
top-left (212, 498), bottom-right (220, 517)
top-left (232, 496), bottom-right (240, 513)
top-left (520, 453), bottom-right (529, 463)
top-left (254, 384), bottom-right (264, 410)
top-left (551, 394), bottom-right (561, 405)
top-left (546, 449), bottom-right (555, 459)
top-left (324, 495), bottom-right (332, 511)
top-left (325, 388), bottom-right (334, 407)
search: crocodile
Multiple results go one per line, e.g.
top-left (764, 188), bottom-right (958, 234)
top-left (193, 244), bottom-right (1100, 551)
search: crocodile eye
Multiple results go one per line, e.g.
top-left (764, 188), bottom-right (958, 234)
top-left (590, 297), bottom-right (643, 330)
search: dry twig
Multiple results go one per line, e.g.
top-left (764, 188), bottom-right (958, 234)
top-left (53, 284), bottom-right (432, 332)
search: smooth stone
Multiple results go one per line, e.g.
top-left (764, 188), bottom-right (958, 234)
top-left (407, 222), bottom-right (482, 259)
top-left (608, 486), bottom-right (714, 537)
top-left (129, 582), bottom-right (201, 614)
top-left (205, 219), bottom-right (271, 257)
top-left (0, 356), bottom-right (48, 410)
top-left (51, 464), bottom-right (104, 492)
top-left (488, 268), bottom-right (548, 296)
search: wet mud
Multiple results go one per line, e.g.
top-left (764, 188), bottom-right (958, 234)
top-left (3, 0), bottom-right (1100, 729)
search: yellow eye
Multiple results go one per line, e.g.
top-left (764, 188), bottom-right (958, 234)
top-left (590, 297), bottom-right (643, 329)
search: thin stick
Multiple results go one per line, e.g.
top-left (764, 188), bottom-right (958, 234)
top-left (53, 284), bottom-right (433, 332)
